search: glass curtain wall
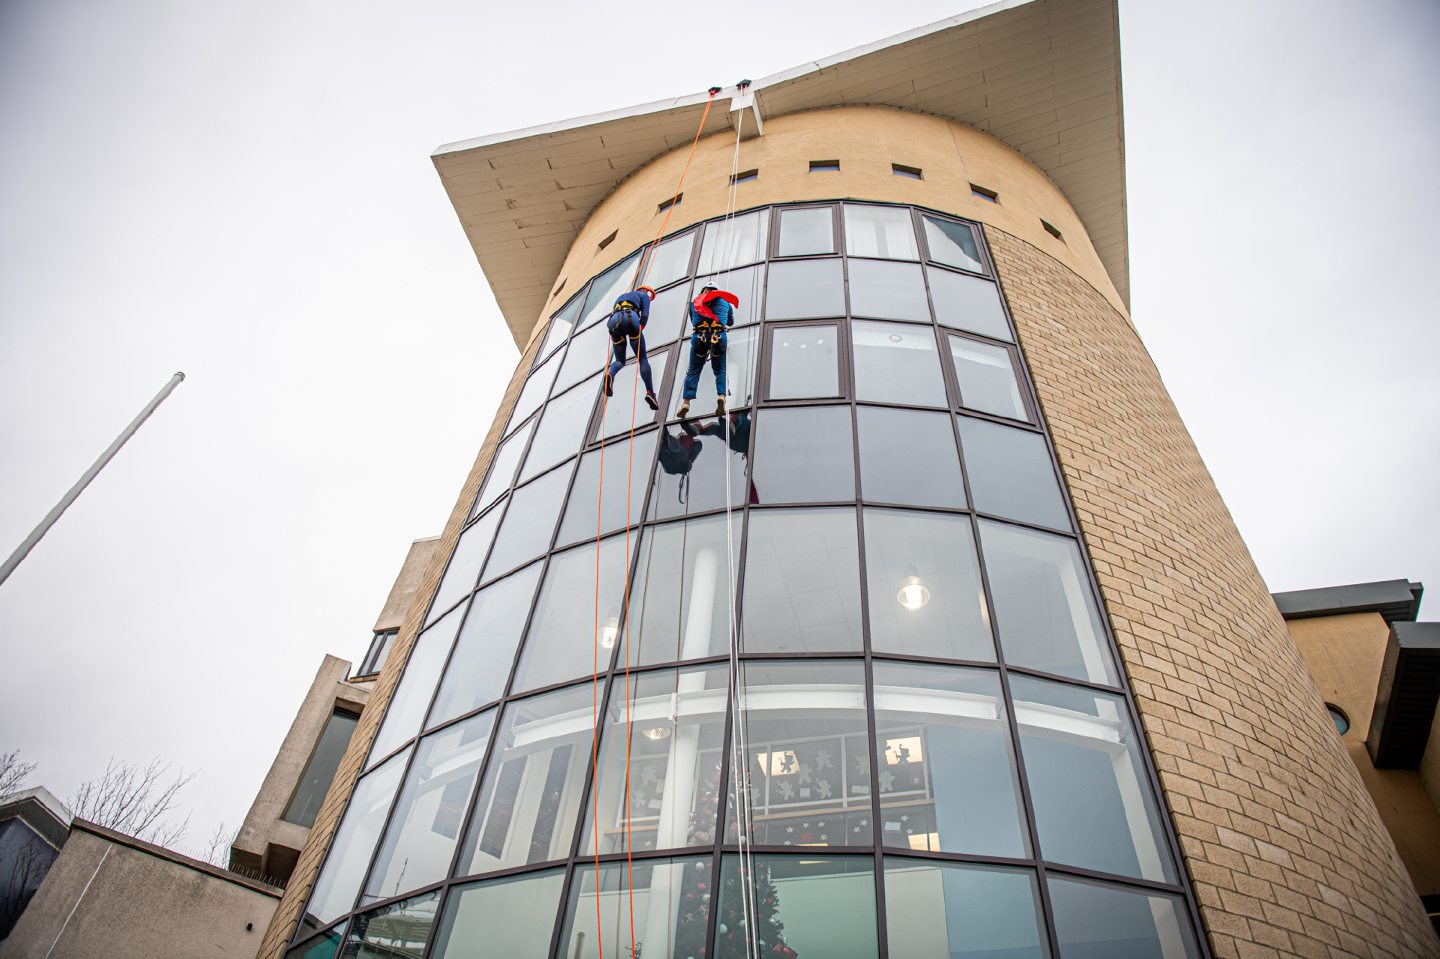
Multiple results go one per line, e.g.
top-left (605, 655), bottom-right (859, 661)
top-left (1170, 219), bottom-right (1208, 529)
top-left (289, 204), bottom-right (1206, 959)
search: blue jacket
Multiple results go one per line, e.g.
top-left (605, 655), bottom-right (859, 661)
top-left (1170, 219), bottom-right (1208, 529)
top-left (688, 297), bottom-right (734, 331)
top-left (613, 289), bottom-right (652, 325)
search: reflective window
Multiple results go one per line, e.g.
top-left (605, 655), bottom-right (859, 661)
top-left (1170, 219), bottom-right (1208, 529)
top-left (519, 380), bottom-right (593, 482)
top-left (429, 869), bottom-right (566, 959)
top-left (650, 420), bottom-right (749, 521)
top-left (482, 464), bottom-right (571, 580)
top-left (364, 712), bottom-right (494, 905)
top-left (742, 509), bottom-right (861, 653)
top-left (956, 418), bottom-right (1070, 530)
top-left (978, 520), bottom-right (1118, 686)
top-left (556, 430), bottom-right (657, 548)
top-left (536, 295), bottom-right (582, 365)
top-left (669, 327), bottom-right (760, 416)
top-left (1048, 875), bottom-right (1201, 959)
top-left (776, 206), bottom-right (835, 256)
top-left (460, 682), bottom-right (600, 876)
top-left (585, 666), bottom-right (729, 854)
top-left (598, 350), bottom-right (669, 440)
top-left (751, 406), bottom-right (854, 504)
top-left (560, 856), bottom-right (712, 959)
top-left (509, 352), bottom-right (561, 432)
top-left (510, 535), bottom-right (634, 695)
top-left (284, 709), bottom-right (359, 828)
top-left (625, 514), bottom-right (740, 667)
top-left (638, 230), bottom-right (696, 291)
top-left (727, 662), bottom-right (872, 845)
top-left (286, 929), bottom-right (341, 959)
top-left (844, 204), bottom-right (918, 259)
top-left (472, 420), bottom-right (533, 520)
top-left (694, 264), bottom-right (762, 327)
top-left (305, 749), bottom-right (409, 927)
top-left (922, 215), bottom-right (985, 273)
top-left (847, 259), bottom-right (929, 322)
top-left (698, 208), bottom-right (769, 274)
top-left (884, 860), bottom-right (1048, 959)
top-left (852, 320), bottom-right (947, 407)
top-left (341, 892), bottom-right (438, 959)
top-left (930, 269), bottom-right (1012, 341)
top-left (713, 855), bottom-right (877, 958)
top-left (580, 251), bottom-right (642, 330)
top-left (765, 259), bottom-right (845, 319)
top-left (872, 663), bottom-right (1025, 856)
top-left (951, 337), bottom-right (1028, 421)
top-left (856, 407), bottom-right (966, 509)
top-left (768, 324), bottom-right (840, 400)
top-left (863, 509), bottom-right (993, 662)
top-left (1328, 704), bottom-right (1350, 735)
top-left (645, 283), bottom-right (691, 346)
top-left (370, 611), bottom-right (462, 764)
top-left (428, 563), bottom-right (543, 728)
top-left (1011, 676), bottom-right (1178, 884)
top-left (552, 322), bottom-right (611, 398)
top-left (429, 507), bottom-right (501, 625)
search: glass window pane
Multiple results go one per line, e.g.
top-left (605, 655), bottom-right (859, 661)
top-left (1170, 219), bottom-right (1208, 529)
top-left (625, 514), bottom-right (740, 667)
top-left (650, 420), bottom-right (749, 521)
top-left (561, 856), bottom-right (713, 959)
top-left (956, 417), bottom-right (1070, 531)
top-left (305, 749), bottom-right (410, 927)
top-left (713, 855), bottom-right (877, 958)
top-left (930, 269), bottom-right (1011, 341)
top-left (847, 259), bottom-right (929, 322)
top-left (726, 662), bottom-right (872, 846)
top-left (765, 259), bottom-right (845, 319)
top-left (509, 352), bottom-right (561, 433)
top-left (863, 509), bottom-right (994, 662)
top-left (583, 667), bottom-right (728, 855)
top-left (598, 350), bottom-right (669, 440)
top-left (520, 380), bottom-right (594, 482)
top-left (872, 663), bottom-right (1025, 856)
top-left (742, 509), bottom-right (862, 654)
top-left (645, 283), bottom-right (691, 346)
top-left (460, 682), bottom-right (600, 876)
top-left (694, 264), bottom-right (762, 327)
top-left (556, 430), bottom-right (657, 548)
top-left (429, 563), bottom-right (543, 727)
top-left (370, 611), bottom-right (462, 764)
top-left (777, 207), bottom-right (835, 256)
top-left (698, 209), bottom-right (769, 274)
top-left (669, 327), bottom-right (760, 416)
top-left (1049, 875), bottom-right (1201, 959)
top-left (856, 407), bottom-right (965, 509)
top-left (341, 892), bottom-right (438, 959)
top-left (472, 419), bottom-right (533, 520)
top-left (979, 520), bottom-right (1118, 686)
top-left (638, 230), bottom-right (695, 291)
top-left (844, 204), bottom-right (918, 259)
top-left (536, 295), bottom-right (582, 365)
top-left (287, 928), bottom-right (342, 959)
top-left (580, 252), bottom-right (642, 330)
top-left (429, 507), bottom-right (502, 626)
top-left (884, 860), bottom-right (1048, 959)
top-left (510, 535), bottom-right (634, 695)
top-left (1011, 676), bottom-right (1178, 884)
top-left (768, 324), bottom-right (840, 399)
top-left (429, 869), bottom-right (566, 959)
top-left (952, 337), bottom-right (1027, 420)
top-left (364, 712), bottom-right (494, 905)
top-left (922, 215), bottom-right (985, 273)
top-left (852, 320), bottom-right (947, 407)
top-left (750, 406), bottom-right (854, 504)
top-left (483, 464), bottom-right (571, 580)
top-left (284, 709), bottom-right (360, 827)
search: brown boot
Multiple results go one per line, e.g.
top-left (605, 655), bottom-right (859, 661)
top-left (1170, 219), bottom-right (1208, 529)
top-left (677, 399), bottom-right (691, 420)
top-left (715, 396), bottom-right (726, 417)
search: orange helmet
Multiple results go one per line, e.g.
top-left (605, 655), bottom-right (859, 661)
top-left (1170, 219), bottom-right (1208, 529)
top-left (637, 285), bottom-right (656, 298)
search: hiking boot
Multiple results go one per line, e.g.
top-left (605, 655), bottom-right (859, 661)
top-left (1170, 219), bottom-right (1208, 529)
top-left (602, 371), bottom-right (614, 398)
top-left (677, 399), bottom-right (691, 419)
top-left (644, 391), bottom-right (659, 411)
top-left (715, 396), bottom-right (726, 416)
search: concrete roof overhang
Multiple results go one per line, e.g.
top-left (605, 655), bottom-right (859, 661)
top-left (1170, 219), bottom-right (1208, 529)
top-left (433, 0), bottom-right (1125, 348)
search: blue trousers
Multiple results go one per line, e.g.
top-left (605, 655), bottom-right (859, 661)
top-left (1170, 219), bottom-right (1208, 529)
top-left (682, 331), bottom-right (726, 400)
top-left (607, 310), bottom-right (655, 394)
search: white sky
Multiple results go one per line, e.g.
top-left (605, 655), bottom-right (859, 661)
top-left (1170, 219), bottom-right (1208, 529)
top-left (1, 0), bottom-right (1436, 854)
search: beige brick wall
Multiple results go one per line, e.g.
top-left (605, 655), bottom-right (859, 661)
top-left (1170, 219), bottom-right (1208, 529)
top-left (987, 227), bottom-right (1440, 958)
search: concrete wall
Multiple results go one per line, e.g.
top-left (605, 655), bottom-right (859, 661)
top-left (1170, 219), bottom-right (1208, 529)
top-left (1, 822), bottom-right (278, 959)
top-left (373, 538), bottom-right (442, 633)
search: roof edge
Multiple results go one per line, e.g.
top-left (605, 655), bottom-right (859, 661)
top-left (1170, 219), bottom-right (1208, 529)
top-left (1272, 579), bottom-right (1424, 625)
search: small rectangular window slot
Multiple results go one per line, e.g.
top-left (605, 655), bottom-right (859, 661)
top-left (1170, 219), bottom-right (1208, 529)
top-left (597, 230), bottom-right (617, 251)
top-left (1041, 219), bottom-right (1063, 240)
top-left (892, 163), bottom-right (923, 180)
top-left (731, 169), bottom-right (759, 185)
top-left (658, 194), bottom-right (682, 213)
top-left (551, 278), bottom-right (566, 298)
top-left (970, 183), bottom-right (999, 203)
top-left (809, 159), bottom-right (841, 173)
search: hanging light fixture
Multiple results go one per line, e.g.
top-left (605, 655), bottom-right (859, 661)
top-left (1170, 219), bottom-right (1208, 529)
top-left (897, 565), bottom-right (931, 611)
top-left (599, 612), bottom-right (620, 649)
top-left (641, 726), bottom-right (672, 741)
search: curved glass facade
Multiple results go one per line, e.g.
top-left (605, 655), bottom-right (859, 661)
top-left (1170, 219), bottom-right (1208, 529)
top-left (289, 203), bottom-right (1205, 959)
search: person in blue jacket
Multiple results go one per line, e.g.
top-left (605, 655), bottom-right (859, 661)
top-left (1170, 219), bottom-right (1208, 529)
top-left (677, 286), bottom-right (740, 419)
top-left (603, 285), bottom-right (659, 410)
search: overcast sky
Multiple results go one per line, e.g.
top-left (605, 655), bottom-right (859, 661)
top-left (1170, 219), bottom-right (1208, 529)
top-left (1, 0), bottom-right (1436, 855)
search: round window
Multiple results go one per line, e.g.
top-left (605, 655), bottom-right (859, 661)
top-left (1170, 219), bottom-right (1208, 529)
top-left (1326, 704), bottom-right (1350, 736)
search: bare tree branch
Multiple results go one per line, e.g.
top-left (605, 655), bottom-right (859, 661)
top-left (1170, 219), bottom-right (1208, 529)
top-left (68, 757), bottom-right (198, 847)
top-left (0, 748), bottom-right (36, 801)
top-left (198, 821), bottom-right (238, 868)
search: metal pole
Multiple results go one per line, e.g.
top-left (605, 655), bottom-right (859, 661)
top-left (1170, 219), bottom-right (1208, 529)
top-left (0, 371), bottom-right (186, 588)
